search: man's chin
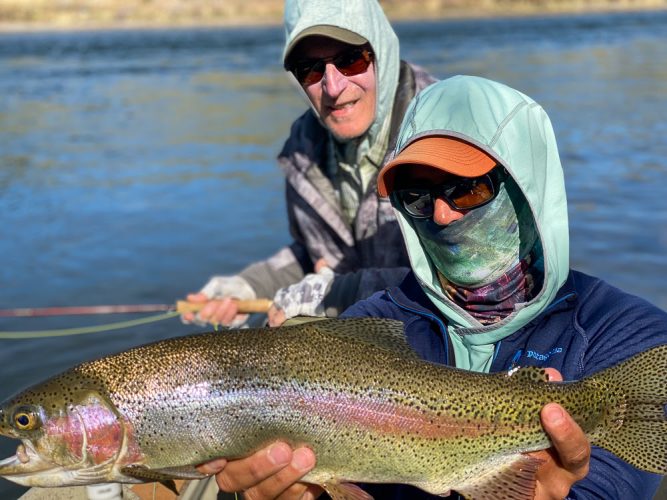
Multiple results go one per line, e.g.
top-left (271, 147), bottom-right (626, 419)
top-left (321, 107), bottom-right (372, 142)
top-left (326, 122), bottom-right (369, 142)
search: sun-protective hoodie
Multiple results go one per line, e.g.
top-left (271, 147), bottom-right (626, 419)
top-left (236, 0), bottom-right (436, 314)
top-left (342, 75), bottom-right (667, 498)
top-left (388, 75), bottom-right (569, 371)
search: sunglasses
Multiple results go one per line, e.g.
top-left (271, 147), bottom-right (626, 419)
top-left (288, 47), bottom-right (374, 86)
top-left (395, 168), bottom-right (505, 218)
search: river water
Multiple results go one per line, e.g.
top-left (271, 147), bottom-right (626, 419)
top-left (1, 11), bottom-right (666, 499)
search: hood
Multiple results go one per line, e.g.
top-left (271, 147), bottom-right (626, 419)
top-left (390, 75), bottom-right (569, 371)
top-left (282, 0), bottom-right (400, 148)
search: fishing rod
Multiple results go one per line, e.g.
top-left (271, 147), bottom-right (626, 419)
top-left (0, 299), bottom-right (273, 318)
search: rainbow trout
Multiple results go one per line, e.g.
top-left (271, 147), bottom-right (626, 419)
top-left (1, 318), bottom-right (666, 499)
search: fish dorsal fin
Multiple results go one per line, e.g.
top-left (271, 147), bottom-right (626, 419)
top-left (294, 318), bottom-right (419, 359)
top-left (283, 316), bottom-right (330, 326)
top-left (504, 366), bottom-right (550, 384)
top-left (323, 481), bottom-right (374, 500)
top-left (455, 454), bottom-right (543, 500)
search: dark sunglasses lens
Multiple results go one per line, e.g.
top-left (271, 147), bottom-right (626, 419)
top-left (397, 189), bottom-right (433, 218)
top-left (293, 49), bottom-right (371, 86)
top-left (447, 177), bottom-right (494, 209)
top-left (335, 49), bottom-right (371, 77)
top-left (397, 175), bottom-right (496, 218)
top-left (295, 60), bottom-right (325, 86)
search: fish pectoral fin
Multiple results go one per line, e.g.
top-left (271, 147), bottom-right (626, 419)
top-left (322, 481), bottom-right (374, 500)
top-left (454, 454), bottom-right (543, 500)
top-left (121, 463), bottom-right (207, 480)
top-left (120, 464), bottom-right (207, 494)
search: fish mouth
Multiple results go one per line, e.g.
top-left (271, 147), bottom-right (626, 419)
top-left (0, 441), bottom-right (66, 486)
top-left (0, 439), bottom-right (117, 487)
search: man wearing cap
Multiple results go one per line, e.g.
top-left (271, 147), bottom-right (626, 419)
top-left (182, 0), bottom-right (436, 327)
top-left (198, 76), bottom-right (667, 498)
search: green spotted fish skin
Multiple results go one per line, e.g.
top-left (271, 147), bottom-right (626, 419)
top-left (0, 318), bottom-right (666, 500)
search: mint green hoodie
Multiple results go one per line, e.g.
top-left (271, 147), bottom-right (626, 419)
top-left (391, 75), bottom-right (570, 372)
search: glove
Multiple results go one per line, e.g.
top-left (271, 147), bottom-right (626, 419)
top-left (182, 275), bottom-right (256, 328)
top-left (272, 267), bottom-right (335, 320)
top-left (199, 275), bottom-right (256, 301)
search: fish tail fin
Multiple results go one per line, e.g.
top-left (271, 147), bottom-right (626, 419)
top-left (589, 344), bottom-right (667, 474)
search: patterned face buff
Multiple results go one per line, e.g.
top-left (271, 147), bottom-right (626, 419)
top-left (413, 177), bottom-right (538, 288)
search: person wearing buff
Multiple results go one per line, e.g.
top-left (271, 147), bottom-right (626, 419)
top-left (337, 75), bottom-right (667, 498)
top-left (197, 76), bottom-right (667, 498)
top-left (182, 0), bottom-right (435, 328)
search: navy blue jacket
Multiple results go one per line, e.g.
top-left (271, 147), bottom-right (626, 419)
top-left (341, 269), bottom-right (667, 499)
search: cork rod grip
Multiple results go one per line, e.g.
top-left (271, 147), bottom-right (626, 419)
top-left (175, 299), bottom-right (273, 314)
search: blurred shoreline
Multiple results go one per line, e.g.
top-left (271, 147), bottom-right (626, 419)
top-left (1, 0), bottom-right (666, 33)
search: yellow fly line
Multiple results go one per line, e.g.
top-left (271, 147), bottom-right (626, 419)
top-left (0, 298), bottom-right (273, 339)
top-left (0, 311), bottom-right (180, 339)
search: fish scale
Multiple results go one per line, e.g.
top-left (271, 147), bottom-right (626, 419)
top-left (1, 318), bottom-right (666, 500)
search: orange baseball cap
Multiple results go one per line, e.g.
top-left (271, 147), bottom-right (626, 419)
top-left (377, 136), bottom-right (497, 197)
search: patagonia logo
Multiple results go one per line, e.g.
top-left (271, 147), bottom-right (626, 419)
top-left (526, 347), bottom-right (563, 362)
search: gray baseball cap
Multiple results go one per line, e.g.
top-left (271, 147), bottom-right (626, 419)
top-left (284, 25), bottom-right (368, 67)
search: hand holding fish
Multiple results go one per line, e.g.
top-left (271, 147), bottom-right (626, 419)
top-left (0, 320), bottom-right (664, 499)
top-left (197, 442), bottom-right (319, 499)
top-left (532, 369), bottom-right (591, 499)
top-left (269, 265), bottom-right (335, 327)
top-left (199, 368), bottom-right (592, 500)
top-left (267, 305), bottom-right (287, 328)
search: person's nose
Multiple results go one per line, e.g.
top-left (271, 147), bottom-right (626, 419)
top-left (321, 63), bottom-right (348, 98)
top-left (432, 197), bottom-right (465, 225)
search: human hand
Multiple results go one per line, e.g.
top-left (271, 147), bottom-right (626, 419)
top-left (313, 258), bottom-right (329, 273)
top-left (270, 268), bottom-right (335, 327)
top-left (180, 275), bottom-right (256, 327)
top-left (181, 293), bottom-right (248, 327)
top-left (196, 442), bottom-right (321, 499)
top-left (532, 369), bottom-right (591, 499)
top-left (267, 304), bottom-right (287, 327)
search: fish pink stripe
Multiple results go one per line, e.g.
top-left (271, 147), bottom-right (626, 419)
top-left (239, 387), bottom-right (514, 439)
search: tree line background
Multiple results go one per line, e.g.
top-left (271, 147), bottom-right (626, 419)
top-left (1, 0), bottom-right (666, 30)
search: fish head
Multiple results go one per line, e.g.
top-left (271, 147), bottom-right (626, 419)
top-left (0, 374), bottom-right (135, 487)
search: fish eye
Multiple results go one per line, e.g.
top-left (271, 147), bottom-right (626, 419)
top-left (12, 407), bottom-right (40, 431)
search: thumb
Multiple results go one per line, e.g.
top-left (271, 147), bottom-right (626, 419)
top-left (543, 367), bottom-right (563, 382)
top-left (314, 258), bottom-right (329, 273)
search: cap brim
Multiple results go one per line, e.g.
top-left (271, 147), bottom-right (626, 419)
top-left (377, 136), bottom-right (497, 197)
top-left (284, 26), bottom-right (368, 68)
